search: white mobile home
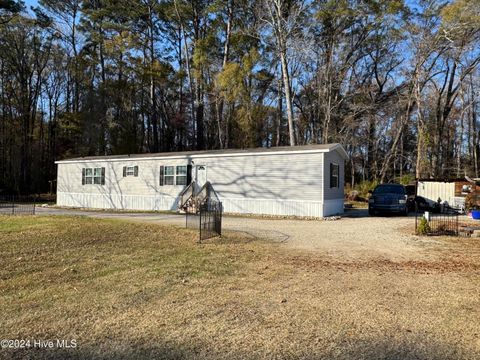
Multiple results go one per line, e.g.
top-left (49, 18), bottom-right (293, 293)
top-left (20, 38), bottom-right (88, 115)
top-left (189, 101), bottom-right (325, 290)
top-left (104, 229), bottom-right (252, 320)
top-left (55, 144), bottom-right (347, 217)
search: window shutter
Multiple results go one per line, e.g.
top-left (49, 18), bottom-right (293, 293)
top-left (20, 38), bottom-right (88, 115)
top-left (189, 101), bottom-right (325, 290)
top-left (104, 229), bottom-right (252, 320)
top-left (134, 165), bottom-right (139, 177)
top-left (123, 166), bottom-right (126, 177)
top-left (101, 167), bottom-right (105, 185)
top-left (159, 166), bottom-right (164, 186)
top-left (187, 164), bottom-right (192, 184)
top-left (82, 168), bottom-right (86, 185)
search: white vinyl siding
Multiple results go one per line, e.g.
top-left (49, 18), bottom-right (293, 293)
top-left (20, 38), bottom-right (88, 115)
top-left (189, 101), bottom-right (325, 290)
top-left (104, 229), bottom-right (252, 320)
top-left (57, 147), bottom-right (346, 216)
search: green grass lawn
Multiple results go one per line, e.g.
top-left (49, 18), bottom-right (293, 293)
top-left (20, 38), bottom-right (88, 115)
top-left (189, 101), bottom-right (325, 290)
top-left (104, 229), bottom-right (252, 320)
top-left (0, 215), bottom-right (479, 359)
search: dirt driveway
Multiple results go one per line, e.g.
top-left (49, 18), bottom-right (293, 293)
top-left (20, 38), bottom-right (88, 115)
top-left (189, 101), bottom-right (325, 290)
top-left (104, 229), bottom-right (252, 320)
top-left (36, 207), bottom-right (434, 261)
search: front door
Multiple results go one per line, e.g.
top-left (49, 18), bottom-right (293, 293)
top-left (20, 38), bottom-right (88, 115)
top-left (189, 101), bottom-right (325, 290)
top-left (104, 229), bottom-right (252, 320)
top-left (196, 165), bottom-right (207, 187)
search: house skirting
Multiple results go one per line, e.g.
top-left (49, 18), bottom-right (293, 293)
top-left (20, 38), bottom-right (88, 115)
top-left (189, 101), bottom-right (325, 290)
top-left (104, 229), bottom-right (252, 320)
top-left (56, 192), bottom-right (344, 217)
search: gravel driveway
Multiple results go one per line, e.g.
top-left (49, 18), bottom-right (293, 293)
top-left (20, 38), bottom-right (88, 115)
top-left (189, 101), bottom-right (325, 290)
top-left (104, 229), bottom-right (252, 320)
top-left (35, 207), bottom-right (432, 261)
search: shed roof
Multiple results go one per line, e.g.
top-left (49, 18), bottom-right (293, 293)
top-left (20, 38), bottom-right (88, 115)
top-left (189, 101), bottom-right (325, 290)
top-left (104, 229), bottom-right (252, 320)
top-left (418, 178), bottom-right (472, 183)
top-left (56, 143), bottom-right (348, 164)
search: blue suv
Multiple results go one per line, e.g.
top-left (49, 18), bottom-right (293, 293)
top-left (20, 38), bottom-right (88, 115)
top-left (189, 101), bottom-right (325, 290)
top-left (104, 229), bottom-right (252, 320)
top-left (368, 184), bottom-right (409, 216)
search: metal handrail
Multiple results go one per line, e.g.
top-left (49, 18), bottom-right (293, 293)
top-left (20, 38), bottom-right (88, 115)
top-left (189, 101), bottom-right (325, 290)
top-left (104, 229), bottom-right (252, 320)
top-left (179, 181), bottom-right (197, 209)
top-left (179, 181), bottom-right (221, 214)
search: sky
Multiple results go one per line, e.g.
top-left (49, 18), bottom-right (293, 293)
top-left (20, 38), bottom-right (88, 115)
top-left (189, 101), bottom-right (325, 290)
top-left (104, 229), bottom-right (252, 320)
top-left (21, 0), bottom-right (431, 14)
top-left (23, 0), bottom-right (39, 12)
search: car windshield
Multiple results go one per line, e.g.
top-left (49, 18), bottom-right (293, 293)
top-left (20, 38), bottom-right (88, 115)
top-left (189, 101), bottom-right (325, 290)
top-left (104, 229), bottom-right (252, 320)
top-left (373, 185), bottom-right (405, 195)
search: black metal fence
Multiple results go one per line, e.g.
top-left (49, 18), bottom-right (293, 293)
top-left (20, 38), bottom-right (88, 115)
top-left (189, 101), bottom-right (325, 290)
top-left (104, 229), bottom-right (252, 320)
top-left (185, 200), bottom-right (222, 241)
top-left (415, 204), bottom-right (459, 236)
top-left (185, 211), bottom-right (200, 230)
top-left (0, 195), bottom-right (36, 215)
top-left (200, 200), bottom-right (222, 241)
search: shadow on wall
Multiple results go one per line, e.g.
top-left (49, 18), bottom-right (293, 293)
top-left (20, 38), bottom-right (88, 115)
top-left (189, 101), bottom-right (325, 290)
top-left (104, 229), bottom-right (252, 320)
top-left (59, 153), bottom-right (342, 214)
top-left (60, 158), bottom-right (196, 211)
top-left (5, 334), bottom-right (477, 360)
top-left (139, 156), bottom-right (197, 210)
top-left (204, 154), bottom-right (331, 214)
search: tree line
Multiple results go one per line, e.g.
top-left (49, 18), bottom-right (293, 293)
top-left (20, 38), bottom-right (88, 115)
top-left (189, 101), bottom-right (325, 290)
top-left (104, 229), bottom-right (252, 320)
top-left (0, 0), bottom-right (479, 194)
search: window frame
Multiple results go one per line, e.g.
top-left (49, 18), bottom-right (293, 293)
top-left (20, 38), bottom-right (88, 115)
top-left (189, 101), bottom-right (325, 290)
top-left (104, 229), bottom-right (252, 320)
top-left (176, 165), bottom-right (187, 185)
top-left (160, 165), bottom-right (191, 186)
top-left (123, 165), bottom-right (138, 177)
top-left (82, 167), bottom-right (105, 186)
top-left (93, 168), bottom-right (102, 184)
top-left (85, 168), bottom-right (93, 184)
top-left (330, 163), bottom-right (339, 189)
top-left (164, 166), bottom-right (175, 185)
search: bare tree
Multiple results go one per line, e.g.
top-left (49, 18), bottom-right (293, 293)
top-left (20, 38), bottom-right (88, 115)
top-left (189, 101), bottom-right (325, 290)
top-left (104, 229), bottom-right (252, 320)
top-left (259, 0), bottom-right (309, 146)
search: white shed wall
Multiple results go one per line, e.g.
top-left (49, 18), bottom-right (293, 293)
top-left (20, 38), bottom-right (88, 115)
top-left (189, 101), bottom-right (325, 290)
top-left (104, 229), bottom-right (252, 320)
top-left (417, 181), bottom-right (455, 205)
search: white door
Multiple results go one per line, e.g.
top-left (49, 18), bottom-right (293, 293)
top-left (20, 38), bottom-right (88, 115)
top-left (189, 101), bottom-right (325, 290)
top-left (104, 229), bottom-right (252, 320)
top-left (196, 165), bottom-right (207, 187)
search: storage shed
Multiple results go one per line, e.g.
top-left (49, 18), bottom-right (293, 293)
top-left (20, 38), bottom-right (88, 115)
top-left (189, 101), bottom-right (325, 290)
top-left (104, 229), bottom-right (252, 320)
top-left (55, 143), bottom-right (347, 217)
top-left (416, 178), bottom-right (480, 210)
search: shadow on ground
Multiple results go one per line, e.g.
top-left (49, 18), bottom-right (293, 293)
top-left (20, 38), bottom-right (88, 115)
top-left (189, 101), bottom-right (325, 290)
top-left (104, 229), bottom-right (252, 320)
top-left (344, 208), bottom-right (417, 219)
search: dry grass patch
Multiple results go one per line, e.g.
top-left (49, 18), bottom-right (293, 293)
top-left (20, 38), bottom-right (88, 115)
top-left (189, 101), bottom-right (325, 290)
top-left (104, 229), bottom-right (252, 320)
top-left (0, 215), bottom-right (479, 359)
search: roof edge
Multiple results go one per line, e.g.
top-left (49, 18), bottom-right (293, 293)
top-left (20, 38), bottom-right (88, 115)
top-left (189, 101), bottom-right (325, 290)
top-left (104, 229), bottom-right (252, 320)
top-left (55, 143), bottom-right (348, 164)
top-left (330, 143), bottom-right (348, 160)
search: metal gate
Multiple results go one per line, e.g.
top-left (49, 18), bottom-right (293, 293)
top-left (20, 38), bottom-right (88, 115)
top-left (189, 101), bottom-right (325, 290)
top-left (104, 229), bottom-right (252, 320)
top-left (199, 200), bottom-right (222, 241)
top-left (186, 199), bottom-right (222, 241)
top-left (415, 203), bottom-right (459, 236)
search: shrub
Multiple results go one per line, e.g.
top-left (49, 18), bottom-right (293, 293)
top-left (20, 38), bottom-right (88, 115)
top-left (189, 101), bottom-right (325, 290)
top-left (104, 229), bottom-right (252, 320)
top-left (417, 217), bottom-right (431, 235)
top-left (397, 174), bottom-right (415, 185)
top-left (353, 180), bottom-right (379, 200)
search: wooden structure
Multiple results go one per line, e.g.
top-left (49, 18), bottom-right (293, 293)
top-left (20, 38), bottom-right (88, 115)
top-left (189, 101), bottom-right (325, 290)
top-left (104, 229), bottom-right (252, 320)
top-left (417, 178), bottom-right (480, 210)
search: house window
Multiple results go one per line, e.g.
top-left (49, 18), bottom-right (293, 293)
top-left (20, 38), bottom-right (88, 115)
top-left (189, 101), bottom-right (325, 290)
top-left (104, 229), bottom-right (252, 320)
top-left (176, 166), bottom-right (187, 185)
top-left (82, 167), bottom-right (105, 185)
top-left (164, 166), bottom-right (174, 185)
top-left (160, 165), bottom-right (191, 186)
top-left (123, 165), bottom-right (138, 177)
top-left (84, 168), bottom-right (93, 184)
top-left (330, 163), bottom-right (339, 188)
top-left (93, 168), bottom-right (103, 184)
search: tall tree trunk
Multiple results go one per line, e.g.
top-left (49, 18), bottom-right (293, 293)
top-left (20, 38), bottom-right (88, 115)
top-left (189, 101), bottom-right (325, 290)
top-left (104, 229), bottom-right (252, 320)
top-left (275, 75), bottom-right (282, 147)
top-left (367, 114), bottom-right (376, 180)
top-left (279, 50), bottom-right (295, 146)
top-left (380, 98), bottom-right (413, 183)
top-left (215, 0), bottom-right (233, 148)
top-left (149, 4), bottom-right (159, 152)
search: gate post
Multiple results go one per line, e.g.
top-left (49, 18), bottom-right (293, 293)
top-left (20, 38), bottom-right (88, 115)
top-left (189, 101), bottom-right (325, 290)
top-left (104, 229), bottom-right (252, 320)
top-left (415, 202), bottom-right (418, 234)
top-left (199, 204), bottom-right (202, 243)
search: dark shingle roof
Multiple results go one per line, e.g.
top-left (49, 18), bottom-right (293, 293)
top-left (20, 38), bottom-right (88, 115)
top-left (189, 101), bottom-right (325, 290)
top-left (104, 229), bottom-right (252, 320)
top-left (56, 143), bottom-right (346, 163)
